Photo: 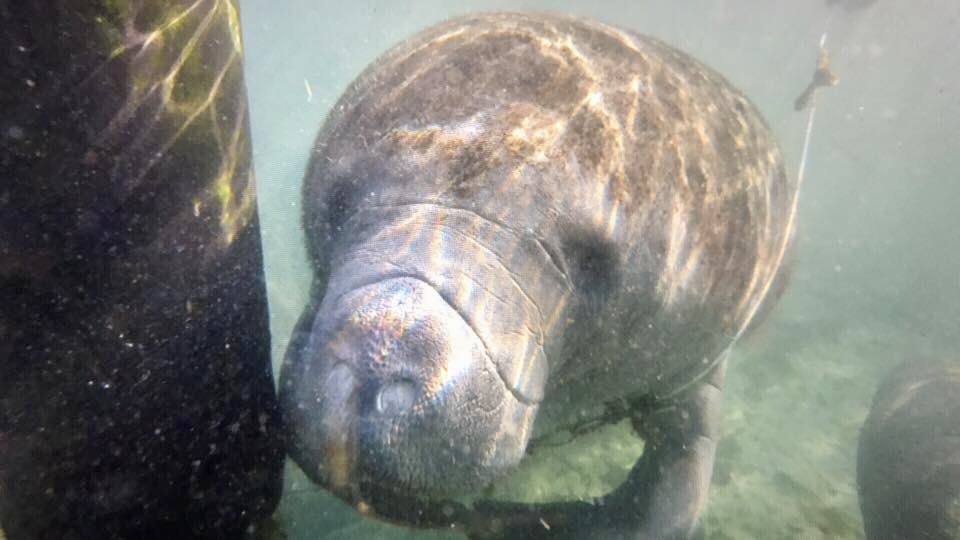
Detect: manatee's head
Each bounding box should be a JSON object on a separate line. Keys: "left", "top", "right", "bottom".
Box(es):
{"left": 279, "top": 257, "right": 546, "bottom": 502}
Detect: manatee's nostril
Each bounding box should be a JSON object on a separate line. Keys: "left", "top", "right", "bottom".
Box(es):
{"left": 376, "top": 379, "right": 416, "bottom": 415}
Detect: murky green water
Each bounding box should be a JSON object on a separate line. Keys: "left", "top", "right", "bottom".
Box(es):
{"left": 239, "top": 1, "right": 959, "bottom": 538}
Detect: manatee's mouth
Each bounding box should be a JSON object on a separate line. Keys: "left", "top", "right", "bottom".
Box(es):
{"left": 280, "top": 276, "right": 542, "bottom": 502}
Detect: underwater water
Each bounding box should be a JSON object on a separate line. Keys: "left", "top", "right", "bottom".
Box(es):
{"left": 238, "top": 1, "right": 960, "bottom": 538}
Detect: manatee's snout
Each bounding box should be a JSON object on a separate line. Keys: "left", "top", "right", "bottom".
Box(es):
{"left": 281, "top": 277, "right": 532, "bottom": 499}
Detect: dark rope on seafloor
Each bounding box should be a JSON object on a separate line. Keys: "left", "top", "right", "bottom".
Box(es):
{"left": 525, "top": 394, "right": 661, "bottom": 454}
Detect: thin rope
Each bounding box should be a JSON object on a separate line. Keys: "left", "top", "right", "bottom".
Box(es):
{"left": 735, "top": 32, "right": 828, "bottom": 342}
{"left": 797, "top": 32, "right": 828, "bottom": 186}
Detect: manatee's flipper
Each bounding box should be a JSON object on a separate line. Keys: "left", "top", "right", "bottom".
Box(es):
{"left": 447, "top": 360, "right": 727, "bottom": 540}
{"left": 0, "top": 2, "right": 282, "bottom": 538}
{"left": 625, "top": 358, "right": 726, "bottom": 539}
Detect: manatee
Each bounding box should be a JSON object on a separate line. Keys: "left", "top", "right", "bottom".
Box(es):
{"left": 0, "top": 1, "right": 282, "bottom": 538}
{"left": 858, "top": 360, "right": 960, "bottom": 540}
{"left": 280, "top": 12, "right": 795, "bottom": 537}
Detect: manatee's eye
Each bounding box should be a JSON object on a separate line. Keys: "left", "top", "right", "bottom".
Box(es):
{"left": 326, "top": 179, "right": 358, "bottom": 230}
{"left": 562, "top": 231, "right": 620, "bottom": 297}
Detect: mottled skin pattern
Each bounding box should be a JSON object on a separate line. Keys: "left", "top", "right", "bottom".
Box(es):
{"left": 280, "top": 12, "right": 794, "bottom": 538}
{"left": 858, "top": 360, "right": 960, "bottom": 540}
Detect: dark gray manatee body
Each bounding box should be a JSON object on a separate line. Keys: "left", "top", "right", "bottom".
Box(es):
{"left": 280, "top": 12, "right": 795, "bottom": 537}
{"left": 858, "top": 360, "right": 960, "bottom": 540}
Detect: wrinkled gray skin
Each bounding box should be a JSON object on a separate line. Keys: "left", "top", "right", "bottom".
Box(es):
{"left": 280, "top": 12, "right": 794, "bottom": 538}
{"left": 858, "top": 360, "right": 960, "bottom": 540}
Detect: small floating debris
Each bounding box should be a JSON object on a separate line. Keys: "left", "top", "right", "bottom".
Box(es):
{"left": 304, "top": 77, "right": 313, "bottom": 102}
